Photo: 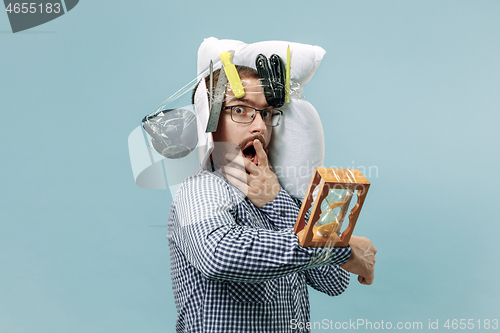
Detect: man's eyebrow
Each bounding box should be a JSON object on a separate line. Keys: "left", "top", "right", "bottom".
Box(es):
{"left": 226, "top": 96, "right": 269, "bottom": 109}
{"left": 225, "top": 97, "right": 251, "bottom": 105}
{"left": 234, "top": 97, "right": 250, "bottom": 103}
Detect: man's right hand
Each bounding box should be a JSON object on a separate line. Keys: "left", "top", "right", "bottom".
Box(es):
{"left": 340, "top": 235, "right": 377, "bottom": 285}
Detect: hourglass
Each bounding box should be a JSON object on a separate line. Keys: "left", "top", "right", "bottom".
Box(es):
{"left": 294, "top": 168, "right": 370, "bottom": 248}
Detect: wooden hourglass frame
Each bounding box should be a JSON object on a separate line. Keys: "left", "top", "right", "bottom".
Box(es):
{"left": 294, "top": 168, "right": 370, "bottom": 248}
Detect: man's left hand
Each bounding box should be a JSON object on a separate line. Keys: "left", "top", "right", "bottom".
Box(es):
{"left": 340, "top": 235, "right": 377, "bottom": 285}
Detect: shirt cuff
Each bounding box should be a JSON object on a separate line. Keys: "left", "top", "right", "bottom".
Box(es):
{"left": 307, "top": 245, "right": 352, "bottom": 267}
{"left": 260, "top": 188, "right": 287, "bottom": 211}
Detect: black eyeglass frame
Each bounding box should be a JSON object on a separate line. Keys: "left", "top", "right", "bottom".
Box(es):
{"left": 222, "top": 105, "right": 283, "bottom": 127}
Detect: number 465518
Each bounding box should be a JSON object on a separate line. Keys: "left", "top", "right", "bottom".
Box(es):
{"left": 6, "top": 3, "right": 61, "bottom": 14}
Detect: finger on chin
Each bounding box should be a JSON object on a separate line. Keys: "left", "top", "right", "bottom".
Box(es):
{"left": 221, "top": 166, "right": 247, "bottom": 184}
{"left": 223, "top": 160, "right": 246, "bottom": 172}
{"left": 224, "top": 173, "right": 249, "bottom": 196}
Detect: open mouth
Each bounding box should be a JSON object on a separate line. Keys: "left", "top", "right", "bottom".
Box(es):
{"left": 242, "top": 142, "right": 258, "bottom": 165}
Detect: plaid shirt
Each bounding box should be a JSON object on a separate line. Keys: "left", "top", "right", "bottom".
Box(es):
{"left": 167, "top": 169, "right": 351, "bottom": 333}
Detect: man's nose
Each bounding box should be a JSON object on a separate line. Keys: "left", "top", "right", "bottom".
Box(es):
{"left": 250, "top": 112, "right": 267, "bottom": 134}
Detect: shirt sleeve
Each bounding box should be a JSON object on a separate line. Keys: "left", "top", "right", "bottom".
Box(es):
{"left": 169, "top": 171, "right": 351, "bottom": 283}
{"left": 305, "top": 265, "right": 350, "bottom": 296}
{"left": 261, "top": 186, "right": 351, "bottom": 296}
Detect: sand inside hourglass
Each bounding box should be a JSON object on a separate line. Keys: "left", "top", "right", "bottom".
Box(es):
{"left": 313, "top": 187, "right": 354, "bottom": 239}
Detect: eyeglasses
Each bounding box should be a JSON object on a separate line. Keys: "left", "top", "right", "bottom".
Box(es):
{"left": 222, "top": 105, "right": 283, "bottom": 127}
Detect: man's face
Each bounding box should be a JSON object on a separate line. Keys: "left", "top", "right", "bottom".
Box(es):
{"left": 212, "top": 77, "right": 272, "bottom": 165}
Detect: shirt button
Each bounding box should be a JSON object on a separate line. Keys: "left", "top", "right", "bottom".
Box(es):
{"left": 281, "top": 211, "right": 286, "bottom": 217}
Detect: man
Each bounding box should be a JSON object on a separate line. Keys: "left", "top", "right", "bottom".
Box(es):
{"left": 167, "top": 65, "right": 376, "bottom": 332}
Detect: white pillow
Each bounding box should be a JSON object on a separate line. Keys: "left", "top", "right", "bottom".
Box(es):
{"left": 197, "top": 37, "right": 325, "bottom": 85}
{"left": 195, "top": 37, "right": 326, "bottom": 199}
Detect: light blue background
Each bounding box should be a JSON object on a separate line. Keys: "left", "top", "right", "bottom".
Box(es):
{"left": 1, "top": 1, "right": 499, "bottom": 332}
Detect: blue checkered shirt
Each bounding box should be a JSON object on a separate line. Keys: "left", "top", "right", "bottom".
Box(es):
{"left": 167, "top": 169, "right": 351, "bottom": 332}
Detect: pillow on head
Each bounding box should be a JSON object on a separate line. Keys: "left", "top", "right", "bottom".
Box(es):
{"left": 196, "top": 37, "right": 326, "bottom": 199}
{"left": 197, "top": 37, "right": 326, "bottom": 85}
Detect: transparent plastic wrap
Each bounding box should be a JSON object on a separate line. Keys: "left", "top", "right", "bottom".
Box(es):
{"left": 293, "top": 168, "right": 370, "bottom": 248}
{"left": 128, "top": 61, "right": 219, "bottom": 192}
{"left": 129, "top": 38, "right": 327, "bottom": 199}
{"left": 142, "top": 108, "right": 197, "bottom": 159}
{"left": 196, "top": 38, "right": 327, "bottom": 200}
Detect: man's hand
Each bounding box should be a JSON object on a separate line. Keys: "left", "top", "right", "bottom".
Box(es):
{"left": 222, "top": 139, "right": 281, "bottom": 208}
{"left": 340, "top": 235, "right": 377, "bottom": 285}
